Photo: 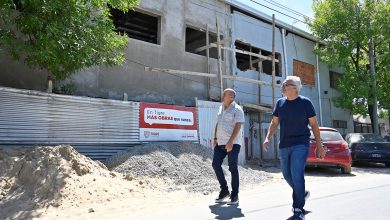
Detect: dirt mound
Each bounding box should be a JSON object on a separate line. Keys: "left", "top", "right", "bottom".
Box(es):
{"left": 106, "top": 142, "right": 273, "bottom": 193}
{"left": 0, "top": 145, "right": 141, "bottom": 220}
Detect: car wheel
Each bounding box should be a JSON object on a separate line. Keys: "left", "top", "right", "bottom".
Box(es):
{"left": 385, "top": 163, "right": 390, "bottom": 168}
{"left": 341, "top": 166, "right": 352, "bottom": 174}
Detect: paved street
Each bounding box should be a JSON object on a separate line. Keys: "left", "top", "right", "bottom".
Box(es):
{"left": 137, "top": 164, "right": 390, "bottom": 220}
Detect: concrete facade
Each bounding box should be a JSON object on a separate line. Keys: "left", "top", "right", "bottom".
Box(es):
{"left": 0, "top": 53, "right": 48, "bottom": 92}
{"left": 2, "top": 0, "right": 382, "bottom": 160}
{"left": 73, "top": 0, "right": 232, "bottom": 106}
{"left": 225, "top": 1, "right": 355, "bottom": 159}
{"left": 0, "top": 0, "right": 232, "bottom": 106}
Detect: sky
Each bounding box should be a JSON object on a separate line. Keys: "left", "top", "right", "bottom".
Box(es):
{"left": 237, "top": 0, "right": 315, "bottom": 33}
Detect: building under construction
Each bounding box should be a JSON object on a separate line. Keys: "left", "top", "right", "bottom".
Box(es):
{"left": 2, "top": 0, "right": 378, "bottom": 161}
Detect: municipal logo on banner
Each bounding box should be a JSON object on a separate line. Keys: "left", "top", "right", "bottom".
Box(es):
{"left": 139, "top": 103, "right": 198, "bottom": 141}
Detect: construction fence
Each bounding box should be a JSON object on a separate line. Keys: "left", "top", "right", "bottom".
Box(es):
{"left": 1, "top": 87, "right": 251, "bottom": 163}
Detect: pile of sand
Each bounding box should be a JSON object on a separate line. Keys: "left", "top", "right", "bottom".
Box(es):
{"left": 0, "top": 143, "right": 274, "bottom": 219}
{"left": 0, "top": 145, "right": 148, "bottom": 219}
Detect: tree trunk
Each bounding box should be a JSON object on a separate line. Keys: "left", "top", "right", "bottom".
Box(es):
{"left": 47, "top": 74, "right": 53, "bottom": 93}
{"left": 368, "top": 104, "right": 375, "bottom": 133}
{"left": 368, "top": 27, "right": 379, "bottom": 135}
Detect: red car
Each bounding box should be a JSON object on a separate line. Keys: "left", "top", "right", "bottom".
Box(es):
{"left": 307, "top": 127, "right": 352, "bottom": 174}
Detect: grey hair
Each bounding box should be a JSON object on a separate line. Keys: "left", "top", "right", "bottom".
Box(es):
{"left": 223, "top": 88, "right": 236, "bottom": 97}
{"left": 282, "top": 76, "right": 302, "bottom": 92}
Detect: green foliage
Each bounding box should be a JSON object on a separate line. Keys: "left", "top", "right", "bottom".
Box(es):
{"left": 0, "top": 0, "right": 140, "bottom": 79}
{"left": 309, "top": 0, "right": 390, "bottom": 115}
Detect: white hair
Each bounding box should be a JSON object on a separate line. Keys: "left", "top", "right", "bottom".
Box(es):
{"left": 223, "top": 88, "right": 236, "bottom": 97}
{"left": 282, "top": 76, "right": 302, "bottom": 92}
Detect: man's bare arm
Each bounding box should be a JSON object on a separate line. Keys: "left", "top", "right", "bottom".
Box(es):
{"left": 213, "top": 124, "right": 218, "bottom": 147}
{"left": 266, "top": 116, "right": 279, "bottom": 139}
{"left": 309, "top": 116, "right": 326, "bottom": 159}
{"left": 263, "top": 116, "right": 279, "bottom": 151}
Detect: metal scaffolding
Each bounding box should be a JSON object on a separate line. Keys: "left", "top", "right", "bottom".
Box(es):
{"left": 144, "top": 17, "right": 280, "bottom": 111}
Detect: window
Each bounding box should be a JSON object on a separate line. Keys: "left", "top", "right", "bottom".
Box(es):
{"left": 333, "top": 120, "right": 347, "bottom": 129}
{"left": 185, "top": 27, "right": 222, "bottom": 59}
{"left": 353, "top": 122, "right": 383, "bottom": 134}
{"left": 349, "top": 133, "right": 385, "bottom": 142}
{"left": 329, "top": 71, "right": 341, "bottom": 89}
{"left": 261, "top": 50, "right": 281, "bottom": 76}
{"left": 310, "top": 130, "right": 344, "bottom": 141}
{"left": 235, "top": 42, "right": 259, "bottom": 71}
{"left": 354, "top": 122, "right": 372, "bottom": 133}
{"left": 235, "top": 41, "right": 282, "bottom": 76}
{"left": 110, "top": 8, "right": 160, "bottom": 44}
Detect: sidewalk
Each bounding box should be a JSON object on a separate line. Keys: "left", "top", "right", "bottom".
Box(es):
{"left": 136, "top": 173, "right": 390, "bottom": 220}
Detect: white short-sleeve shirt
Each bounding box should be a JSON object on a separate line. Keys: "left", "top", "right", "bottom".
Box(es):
{"left": 216, "top": 101, "right": 245, "bottom": 145}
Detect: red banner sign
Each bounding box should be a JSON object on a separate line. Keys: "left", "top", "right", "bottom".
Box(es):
{"left": 139, "top": 103, "right": 198, "bottom": 141}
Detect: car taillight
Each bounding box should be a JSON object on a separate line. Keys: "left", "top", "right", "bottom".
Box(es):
{"left": 332, "top": 142, "right": 348, "bottom": 152}
{"left": 341, "top": 142, "right": 348, "bottom": 151}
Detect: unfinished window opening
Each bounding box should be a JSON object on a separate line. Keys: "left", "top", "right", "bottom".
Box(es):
{"left": 261, "top": 50, "right": 281, "bottom": 76}
{"left": 185, "top": 27, "right": 223, "bottom": 59}
{"left": 329, "top": 71, "right": 341, "bottom": 89}
{"left": 235, "top": 41, "right": 281, "bottom": 76}
{"left": 235, "top": 41, "right": 259, "bottom": 71}
{"left": 110, "top": 8, "right": 160, "bottom": 44}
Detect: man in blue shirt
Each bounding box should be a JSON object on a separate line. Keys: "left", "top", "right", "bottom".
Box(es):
{"left": 263, "top": 76, "right": 326, "bottom": 220}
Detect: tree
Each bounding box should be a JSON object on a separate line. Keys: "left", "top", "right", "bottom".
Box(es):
{"left": 0, "top": 0, "right": 139, "bottom": 81}
{"left": 309, "top": 0, "right": 390, "bottom": 133}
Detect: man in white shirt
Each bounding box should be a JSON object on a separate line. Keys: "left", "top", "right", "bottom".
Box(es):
{"left": 212, "top": 88, "right": 245, "bottom": 205}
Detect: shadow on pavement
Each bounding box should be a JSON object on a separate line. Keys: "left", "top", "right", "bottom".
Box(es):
{"left": 305, "top": 167, "right": 357, "bottom": 177}
{"left": 209, "top": 203, "right": 245, "bottom": 220}
{"left": 305, "top": 161, "right": 390, "bottom": 177}
{"left": 351, "top": 162, "right": 390, "bottom": 175}
{"left": 285, "top": 210, "right": 312, "bottom": 220}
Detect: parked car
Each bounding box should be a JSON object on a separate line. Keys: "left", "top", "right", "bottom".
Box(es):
{"left": 346, "top": 133, "right": 390, "bottom": 167}
{"left": 307, "top": 127, "right": 352, "bottom": 174}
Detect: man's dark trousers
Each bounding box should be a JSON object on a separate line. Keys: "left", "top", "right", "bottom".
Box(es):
{"left": 212, "top": 144, "right": 241, "bottom": 196}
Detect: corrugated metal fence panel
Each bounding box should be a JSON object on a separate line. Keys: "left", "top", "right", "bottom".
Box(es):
{"left": 197, "top": 100, "right": 246, "bottom": 165}
{"left": 197, "top": 100, "right": 220, "bottom": 149}
{"left": 0, "top": 87, "right": 140, "bottom": 161}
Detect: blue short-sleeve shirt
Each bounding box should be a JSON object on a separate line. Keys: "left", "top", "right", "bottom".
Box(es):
{"left": 273, "top": 95, "right": 316, "bottom": 148}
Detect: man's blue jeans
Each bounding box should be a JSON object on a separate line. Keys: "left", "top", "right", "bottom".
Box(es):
{"left": 279, "top": 144, "right": 309, "bottom": 210}
{"left": 212, "top": 144, "right": 241, "bottom": 196}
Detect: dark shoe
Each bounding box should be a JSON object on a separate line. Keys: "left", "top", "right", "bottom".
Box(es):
{"left": 227, "top": 194, "right": 239, "bottom": 205}
{"left": 215, "top": 190, "right": 230, "bottom": 203}
{"left": 305, "top": 190, "right": 310, "bottom": 201}
{"left": 291, "top": 208, "right": 306, "bottom": 220}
